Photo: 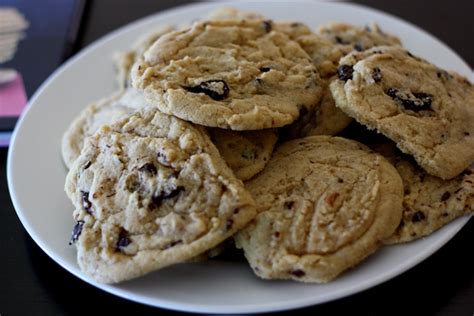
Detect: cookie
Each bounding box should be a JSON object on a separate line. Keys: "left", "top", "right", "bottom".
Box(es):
{"left": 370, "top": 142, "right": 474, "bottom": 244}
{"left": 235, "top": 136, "right": 403, "bottom": 283}
{"left": 131, "top": 19, "right": 323, "bottom": 130}
{"left": 113, "top": 25, "right": 175, "bottom": 88}
{"left": 65, "top": 108, "right": 256, "bottom": 283}
{"left": 330, "top": 46, "right": 474, "bottom": 179}
{"left": 208, "top": 7, "right": 312, "bottom": 40}
{"left": 61, "top": 89, "right": 148, "bottom": 168}
{"left": 208, "top": 128, "right": 278, "bottom": 181}
{"left": 296, "top": 23, "right": 401, "bottom": 79}
{"left": 283, "top": 77, "right": 353, "bottom": 138}
{"left": 318, "top": 22, "right": 401, "bottom": 57}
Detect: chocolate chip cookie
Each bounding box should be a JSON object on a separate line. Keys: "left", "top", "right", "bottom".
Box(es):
{"left": 114, "top": 25, "right": 175, "bottom": 88}
{"left": 371, "top": 142, "right": 474, "bottom": 244}
{"left": 65, "top": 108, "right": 256, "bottom": 283}
{"left": 235, "top": 136, "right": 403, "bottom": 283}
{"left": 330, "top": 46, "right": 474, "bottom": 179}
{"left": 131, "top": 19, "right": 323, "bottom": 130}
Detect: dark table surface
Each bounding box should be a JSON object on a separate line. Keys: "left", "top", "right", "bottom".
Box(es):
{"left": 2, "top": 1, "right": 473, "bottom": 315}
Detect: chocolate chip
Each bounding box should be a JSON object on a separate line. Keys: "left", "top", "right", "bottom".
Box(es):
{"left": 116, "top": 227, "right": 131, "bottom": 251}
{"left": 335, "top": 36, "right": 344, "bottom": 44}
{"left": 441, "top": 191, "right": 451, "bottom": 202}
{"left": 69, "top": 220, "right": 84, "bottom": 245}
{"left": 184, "top": 80, "right": 229, "bottom": 101}
{"left": 284, "top": 201, "right": 294, "bottom": 210}
{"left": 464, "top": 132, "right": 470, "bottom": 136}
{"left": 80, "top": 191, "right": 92, "bottom": 213}
{"left": 260, "top": 67, "right": 271, "bottom": 72}
{"left": 337, "top": 65, "right": 354, "bottom": 81}
{"left": 233, "top": 208, "right": 240, "bottom": 214}
{"left": 372, "top": 67, "right": 382, "bottom": 82}
{"left": 437, "top": 70, "right": 453, "bottom": 81}
{"left": 226, "top": 219, "right": 234, "bottom": 230}
{"left": 157, "top": 152, "right": 171, "bottom": 167}
{"left": 386, "top": 88, "right": 433, "bottom": 112}
{"left": 263, "top": 20, "right": 272, "bottom": 32}
{"left": 152, "top": 185, "right": 184, "bottom": 207}
{"left": 83, "top": 161, "right": 92, "bottom": 170}
{"left": 138, "top": 162, "right": 157, "bottom": 175}
{"left": 164, "top": 240, "right": 182, "bottom": 249}
{"left": 291, "top": 269, "right": 305, "bottom": 277}
{"left": 273, "top": 232, "right": 280, "bottom": 238}
{"left": 354, "top": 43, "right": 363, "bottom": 51}
{"left": 411, "top": 211, "right": 426, "bottom": 222}
{"left": 337, "top": 178, "right": 344, "bottom": 183}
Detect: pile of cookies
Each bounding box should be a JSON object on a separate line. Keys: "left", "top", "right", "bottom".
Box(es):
{"left": 62, "top": 8, "right": 474, "bottom": 284}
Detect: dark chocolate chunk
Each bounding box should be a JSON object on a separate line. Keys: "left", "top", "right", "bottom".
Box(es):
{"left": 69, "top": 220, "right": 84, "bottom": 245}
{"left": 164, "top": 240, "right": 182, "bottom": 249}
{"left": 263, "top": 20, "right": 272, "bottom": 32}
{"left": 116, "top": 227, "right": 131, "bottom": 251}
{"left": 372, "top": 67, "right": 382, "bottom": 83}
{"left": 335, "top": 36, "right": 344, "bottom": 44}
{"left": 83, "top": 161, "right": 92, "bottom": 170}
{"left": 226, "top": 219, "right": 234, "bottom": 230}
{"left": 184, "top": 80, "right": 229, "bottom": 101}
{"left": 284, "top": 201, "right": 294, "bottom": 210}
{"left": 80, "top": 191, "right": 92, "bottom": 213}
{"left": 354, "top": 43, "right": 363, "bottom": 51}
{"left": 386, "top": 88, "right": 433, "bottom": 112}
{"left": 291, "top": 269, "right": 306, "bottom": 277}
{"left": 152, "top": 185, "right": 184, "bottom": 207}
{"left": 337, "top": 65, "right": 354, "bottom": 81}
{"left": 411, "top": 211, "right": 426, "bottom": 223}
{"left": 138, "top": 162, "right": 157, "bottom": 175}
{"left": 441, "top": 191, "right": 451, "bottom": 202}
{"left": 260, "top": 67, "right": 271, "bottom": 73}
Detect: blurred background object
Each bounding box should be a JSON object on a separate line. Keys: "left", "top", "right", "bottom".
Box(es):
{"left": 0, "top": 1, "right": 85, "bottom": 146}
{"left": 0, "top": 7, "right": 29, "bottom": 63}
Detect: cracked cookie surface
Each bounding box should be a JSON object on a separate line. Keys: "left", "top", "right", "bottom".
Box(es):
{"left": 61, "top": 89, "right": 149, "bottom": 168}
{"left": 330, "top": 46, "right": 474, "bottom": 179}
{"left": 131, "top": 19, "right": 323, "bottom": 130}
{"left": 65, "top": 108, "right": 256, "bottom": 283}
{"left": 235, "top": 136, "right": 403, "bottom": 283}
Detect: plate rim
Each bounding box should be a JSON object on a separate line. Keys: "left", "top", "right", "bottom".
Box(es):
{"left": 7, "top": 1, "right": 473, "bottom": 313}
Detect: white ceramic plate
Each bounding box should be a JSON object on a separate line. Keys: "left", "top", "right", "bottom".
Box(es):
{"left": 7, "top": 1, "right": 473, "bottom": 313}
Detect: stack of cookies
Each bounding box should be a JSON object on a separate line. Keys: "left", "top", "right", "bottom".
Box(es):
{"left": 62, "top": 8, "right": 474, "bottom": 284}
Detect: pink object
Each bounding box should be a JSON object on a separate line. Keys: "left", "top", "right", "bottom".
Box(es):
{"left": 0, "top": 73, "right": 27, "bottom": 116}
